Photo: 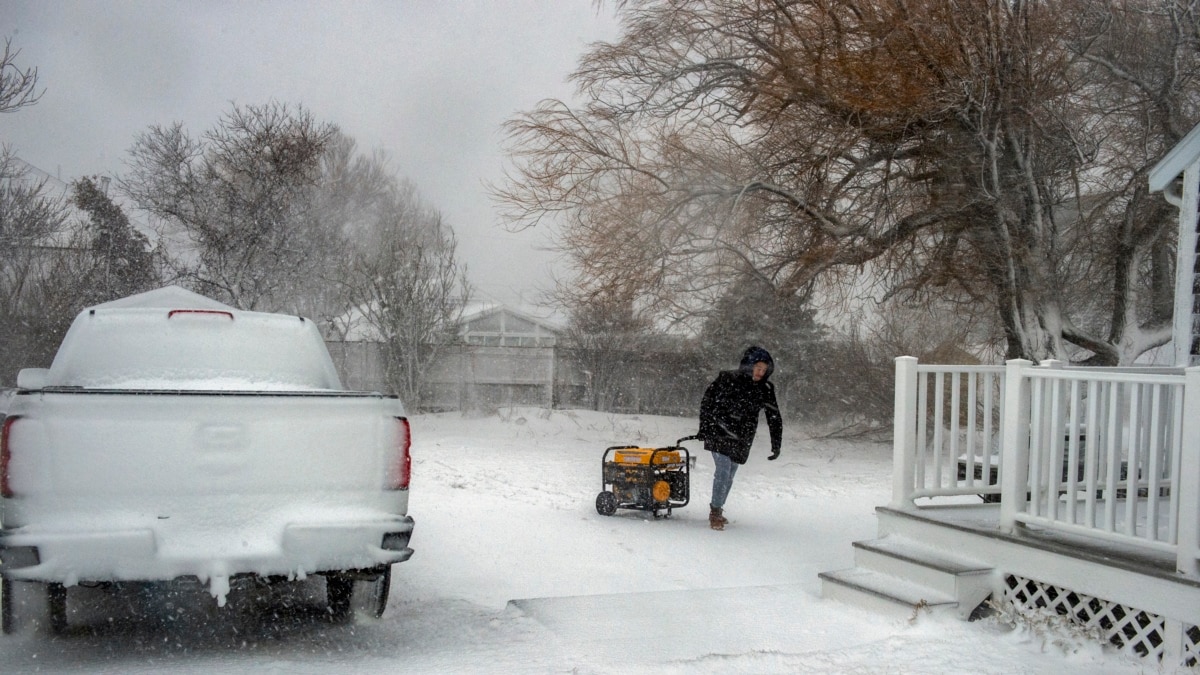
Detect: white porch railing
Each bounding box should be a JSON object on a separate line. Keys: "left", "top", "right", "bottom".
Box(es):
{"left": 891, "top": 356, "right": 1200, "bottom": 578}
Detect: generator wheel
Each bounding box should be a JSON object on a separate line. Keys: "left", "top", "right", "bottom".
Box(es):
{"left": 596, "top": 491, "right": 617, "bottom": 516}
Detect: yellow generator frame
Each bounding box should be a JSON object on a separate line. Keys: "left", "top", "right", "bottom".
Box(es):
{"left": 595, "top": 435, "right": 696, "bottom": 518}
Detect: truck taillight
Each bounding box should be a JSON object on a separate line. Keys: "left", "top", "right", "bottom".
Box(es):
{"left": 1, "top": 415, "right": 20, "bottom": 498}
{"left": 389, "top": 416, "right": 411, "bottom": 490}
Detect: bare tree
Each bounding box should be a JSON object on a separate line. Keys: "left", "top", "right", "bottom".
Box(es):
{"left": 123, "top": 105, "right": 469, "bottom": 403}
{"left": 1056, "top": 0, "right": 1200, "bottom": 363}
{"left": 337, "top": 180, "right": 469, "bottom": 407}
{"left": 0, "top": 150, "right": 64, "bottom": 249}
{"left": 560, "top": 286, "right": 654, "bottom": 411}
{"left": 498, "top": 0, "right": 1200, "bottom": 364}
{"left": 0, "top": 37, "right": 42, "bottom": 113}
{"left": 288, "top": 131, "right": 398, "bottom": 328}
{"left": 0, "top": 150, "right": 73, "bottom": 380}
{"left": 122, "top": 101, "right": 335, "bottom": 310}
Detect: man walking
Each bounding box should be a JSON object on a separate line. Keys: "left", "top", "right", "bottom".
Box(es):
{"left": 697, "top": 346, "right": 783, "bottom": 530}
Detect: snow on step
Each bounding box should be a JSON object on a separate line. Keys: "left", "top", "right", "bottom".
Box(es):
{"left": 853, "top": 536, "right": 992, "bottom": 600}
{"left": 820, "top": 535, "right": 996, "bottom": 621}
{"left": 855, "top": 535, "right": 991, "bottom": 576}
{"left": 819, "top": 567, "right": 957, "bottom": 619}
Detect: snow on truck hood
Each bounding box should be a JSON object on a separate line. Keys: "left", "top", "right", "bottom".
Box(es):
{"left": 44, "top": 302, "right": 344, "bottom": 391}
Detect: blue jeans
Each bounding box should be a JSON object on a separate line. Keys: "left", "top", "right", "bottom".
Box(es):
{"left": 710, "top": 451, "right": 739, "bottom": 509}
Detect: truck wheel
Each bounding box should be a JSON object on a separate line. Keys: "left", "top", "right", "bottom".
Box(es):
{"left": 1, "top": 578, "right": 13, "bottom": 635}
{"left": 326, "top": 574, "right": 353, "bottom": 623}
{"left": 47, "top": 583, "right": 67, "bottom": 634}
{"left": 596, "top": 491, "right": 617, "bottom": 516}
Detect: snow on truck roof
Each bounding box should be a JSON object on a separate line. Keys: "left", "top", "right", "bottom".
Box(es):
{"left": 46, "top": 288, "right": 342, "bottom": 391}
{"left": 88, "top": 285, "right": 236, "bottom": 311}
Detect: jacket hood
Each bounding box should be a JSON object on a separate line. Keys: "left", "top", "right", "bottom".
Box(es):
{"left": 739, "top": 345, "right": 774, "bottom": 380}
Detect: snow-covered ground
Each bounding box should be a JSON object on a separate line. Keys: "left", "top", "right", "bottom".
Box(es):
{"left": 0, "top": 408, "right": 1155, "bottom": 673}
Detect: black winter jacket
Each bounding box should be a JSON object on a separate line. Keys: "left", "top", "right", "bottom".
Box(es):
{"left": 698, "top": 346, "right": 783, "bottom": 465}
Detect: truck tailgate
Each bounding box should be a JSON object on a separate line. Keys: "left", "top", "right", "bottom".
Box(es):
{"left": 0, "top": 390, "right": 411, "bottom": 588}
{"left": 8, "top": 390, "right": 402, "bottom": 498}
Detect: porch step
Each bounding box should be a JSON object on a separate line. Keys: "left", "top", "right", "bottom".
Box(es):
{"left": 819, "top": 568, "right": 956, "bottom": 619}
{"left": 820, "top": 535, "right": 995, "bottom": 620}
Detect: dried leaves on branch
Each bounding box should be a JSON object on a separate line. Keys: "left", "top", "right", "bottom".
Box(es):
{"left": 498, "top": 0, "right": 1200, "bottom": 365}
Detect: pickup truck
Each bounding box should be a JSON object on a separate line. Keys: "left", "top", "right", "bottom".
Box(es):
{"left": 0, "top": 287, "right": 414, "bottom": 633}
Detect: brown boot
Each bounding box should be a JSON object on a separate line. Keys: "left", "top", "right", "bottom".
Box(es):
{"left": 709, "top": 507, "right": 727, "bottom": 530}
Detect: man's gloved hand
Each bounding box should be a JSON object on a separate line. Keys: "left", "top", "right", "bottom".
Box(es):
{"left": 768, "top": 448, "right": 780, "bottom": 461}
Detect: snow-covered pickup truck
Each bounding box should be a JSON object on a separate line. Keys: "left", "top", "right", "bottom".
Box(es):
{"left": 0, "top": 288, "right": 413, "bottom": 633}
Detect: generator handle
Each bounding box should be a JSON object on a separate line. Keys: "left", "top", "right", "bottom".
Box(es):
{"left": 676, "top": 435, "right": 700, "bottom": 468}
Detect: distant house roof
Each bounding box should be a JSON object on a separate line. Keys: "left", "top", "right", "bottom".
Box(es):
{"left": 458, "top": 303, "right": 561, "bottom": 348}
{"left": 1149, "top": 123, "right": 1200, "bottom": 192}
{"left": 10, "top": 157, "right": 70, "bottom": 191}
{"left": 459, "top": 302, "right": 564, "bottom": 333}
{"left": 334, "top": 301, "right": 564, "bottom": 344}
{"left": 9, "top": 157, "right": 158, "bottom": 241}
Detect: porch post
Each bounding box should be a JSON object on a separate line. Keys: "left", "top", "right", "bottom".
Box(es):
{"left": 1172, "top": 164, "right": 1200, "bottom": 367}
{"left": 1000, "top": 359, "right": 1033, "bottom": 533}
{"left": 891, "top": 356, "right": 919, "bottom": 510}
{"left": 1176, "top": 366, "right": 1200, "bottom": 577}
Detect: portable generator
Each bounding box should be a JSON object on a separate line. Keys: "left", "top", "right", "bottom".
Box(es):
{"left": 595, "top": 435, "right": 697, "bottom": 518}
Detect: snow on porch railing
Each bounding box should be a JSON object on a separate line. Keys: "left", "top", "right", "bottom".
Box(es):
{"left": 892, "top": 356, "right": 1200, "bottom": 578}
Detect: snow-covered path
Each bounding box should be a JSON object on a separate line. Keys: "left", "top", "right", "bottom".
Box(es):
{"left": 0, "top": 409, "right": 1151, "bottom": 673}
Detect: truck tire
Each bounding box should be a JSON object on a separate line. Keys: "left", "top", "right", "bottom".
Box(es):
{"left": 1, "top": 579, "right": 51, "bottom": 635}
{"left": 1, "top": 578, "right": 12, "bottom": 635}
{"left": 326, "top": 573, "right": 354, "bottom": 622}
{"left": 47, "top": 583, "right": 67, "bottom": 634}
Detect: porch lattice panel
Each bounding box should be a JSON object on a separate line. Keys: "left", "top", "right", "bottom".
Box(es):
{"left": 1002, "top": 574, "right": 1181, "bottom": 663}
{"left": 1187, "top": 626, "right": 1200, "bottom": 667}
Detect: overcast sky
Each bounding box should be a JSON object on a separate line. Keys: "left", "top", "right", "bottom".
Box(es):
{"left": 0, "top": 1, "right": 620, "bottom": 307}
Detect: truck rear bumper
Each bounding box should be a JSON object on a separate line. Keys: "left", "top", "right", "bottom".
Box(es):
{"left": 0, "top": 528, "right": 155, "bottom": 578}
{"left": 0, "top": 515, "right": 415, "bottom": 584}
